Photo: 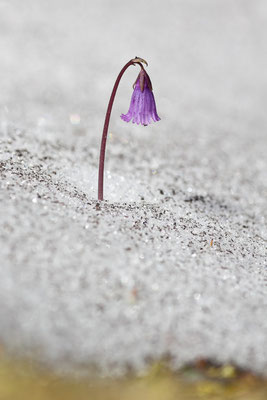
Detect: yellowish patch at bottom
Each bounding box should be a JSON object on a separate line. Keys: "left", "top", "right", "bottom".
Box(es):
{"left": 0, "top": 356, "right": 267, "bottom": 400}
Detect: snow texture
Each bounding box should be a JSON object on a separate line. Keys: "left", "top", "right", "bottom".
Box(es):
{"left": 0, "top": 0, "right": 267, "bottom": 376}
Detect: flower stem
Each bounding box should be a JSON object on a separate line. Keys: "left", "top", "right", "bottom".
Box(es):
{"left": 98, "top": 59, "right": 139, "bottom": 201}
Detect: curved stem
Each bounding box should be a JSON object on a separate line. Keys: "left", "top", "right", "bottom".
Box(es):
{"left": 98, "top": 60, "right": 136, "bottom": 201}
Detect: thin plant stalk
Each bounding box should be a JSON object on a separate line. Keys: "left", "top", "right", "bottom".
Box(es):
{"left": 98, "top": 58, "right": 147, "bottom": 201}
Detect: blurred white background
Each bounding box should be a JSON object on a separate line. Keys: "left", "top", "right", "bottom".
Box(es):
{"left": 1, "top": 0, "right": 266, "bottom": 144}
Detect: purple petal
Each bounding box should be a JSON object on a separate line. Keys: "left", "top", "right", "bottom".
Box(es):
{"left": 121, "top": 74, "right": 160, "bottom": 126}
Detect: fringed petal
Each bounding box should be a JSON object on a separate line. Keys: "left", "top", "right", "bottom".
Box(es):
{"left": 121, "top": 72, "right": 160, "bottom": 126}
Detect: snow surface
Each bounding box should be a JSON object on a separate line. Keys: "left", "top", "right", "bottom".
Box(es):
{"left": 0, "top": 0, "right": 267, "bottom": 376}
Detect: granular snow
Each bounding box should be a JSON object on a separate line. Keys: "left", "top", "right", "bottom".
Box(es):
{"left": 0, "top": 0, "right": 266, "bottom": 377}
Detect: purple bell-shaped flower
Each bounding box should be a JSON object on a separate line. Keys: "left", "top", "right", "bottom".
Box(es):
{"left": 121, "top": 68, "right": 160, "bottom": 126}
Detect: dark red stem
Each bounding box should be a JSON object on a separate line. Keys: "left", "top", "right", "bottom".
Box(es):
{"left": 98, "top": 60, "right": 137, "bottom": 201}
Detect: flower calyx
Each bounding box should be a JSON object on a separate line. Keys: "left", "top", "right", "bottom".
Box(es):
{"left": 133, "top": 69, "right": 153, "bottom": 92}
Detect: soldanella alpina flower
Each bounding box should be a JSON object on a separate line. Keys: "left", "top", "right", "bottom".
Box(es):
{"left": 98, "top": 57, "right": 160, "bottom": 201}
{"left": 121, "top": 68, "right": 160, "bottom": 126}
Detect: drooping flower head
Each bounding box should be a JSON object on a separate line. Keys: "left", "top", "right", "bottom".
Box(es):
{"left": 121, "top": 68, "right": 160, "bottom": 126}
